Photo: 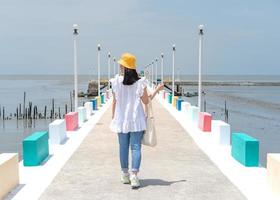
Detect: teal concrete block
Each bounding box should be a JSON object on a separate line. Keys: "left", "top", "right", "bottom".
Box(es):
{"left": 168, "top": 93, "right": 172, "bottom": 104}
{"left": 101, "top": 93, "right": 105, "bottom": 104}
{"left": 23, "top": 131, "right": 49, "bottom": 166}
{"left": 231, "top": 132, "right": 259, "bottom": 167}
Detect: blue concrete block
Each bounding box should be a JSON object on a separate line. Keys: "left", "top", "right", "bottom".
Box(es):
{"left": 22, "top": 131, "right": 49, "bottom": 166}
{"left": 90, "top": 98, "right": 97, "bottom": 110}
{"left": 176, "top": 99, "right": 183, "bottom": 111}
{"left": 231, "top": 132, "right": 259, "bottom": 167}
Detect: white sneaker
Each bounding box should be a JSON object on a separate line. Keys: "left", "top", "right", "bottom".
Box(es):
{"left": 121, "top": 173, "right": 130, "bottom": 184}
{"left": 130, "top": 174, "right": 140, "bottom": 189}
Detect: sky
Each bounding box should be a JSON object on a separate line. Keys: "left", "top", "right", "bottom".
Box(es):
{"left": 0, "top": 0, "right": 279, "bottom": 75}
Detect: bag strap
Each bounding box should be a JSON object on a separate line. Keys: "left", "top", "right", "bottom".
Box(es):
{"left": 148, "top": 98, "right": 154, "bottom": 118}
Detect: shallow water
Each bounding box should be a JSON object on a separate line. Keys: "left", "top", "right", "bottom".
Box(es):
{"left": 181, "top": 85, "right": 280, "bottom": 167}
{"left": 0, "top": 75, "right": 280, "bottom": 166}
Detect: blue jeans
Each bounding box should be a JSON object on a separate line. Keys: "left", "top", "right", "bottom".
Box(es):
{"left": 118, "top": 131, "right": 144, "bottom": 173}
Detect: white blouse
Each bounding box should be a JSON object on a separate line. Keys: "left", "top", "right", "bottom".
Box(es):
{"left": 110, "top": 74, "right": 148, "bottom": 133}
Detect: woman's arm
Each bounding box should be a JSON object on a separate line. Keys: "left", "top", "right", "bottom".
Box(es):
{"left": 140, "top": 87, "right": 149, "bottom": 105}
{"left": 112, "top": 92, "right": 116, "bottom": 119}
{"left": 149, "top": 83, "right": 164, "bottom": 100}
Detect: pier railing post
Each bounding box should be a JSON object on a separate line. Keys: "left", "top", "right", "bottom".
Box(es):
{"left": 172, "top": 44, "right": 176, "bottom": 97}
{"left": 73, "top": 24, "right": 79, "bottom": 112}
{"left": 198, "top": 25, "right": 204, "bottom": 112}
{"left": 155, "top": 58, "right": 158, "bottom": 85}
{"left": 97, "top": 44, "right": 101, "bottom": 96}
{"left": 113, "top": 57, "right": 116, "bottom": 76}
{"left": 108, "top": 52, "right": 111, "bottom": 89}
{"left": 161, "top": 53, "right": 164, "bottom": 84}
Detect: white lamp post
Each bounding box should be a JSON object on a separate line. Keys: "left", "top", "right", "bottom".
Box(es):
{"left": 107, "top": 52, "right": 111, "bottom": 89}
{"left": 113, "top": 57, "right": 116, "bottom": 76}
{"left": 97, "top": 44, "right": 101, "bottom": 96}
{"left": 155, "top": 58, "right": 158, "bottom": 85}
{"left": 73, "top": 24, "right": 79, "bottom": 112}
{"left": 172, "top": 44, "right": 176, "bottom": 97}
{"left": 161, "top": 53, "right": 164, "bottom": 84}
{"left": 151, "top": 61, "right": 154, "bottom": 87}
{"left": 198, "top": 24, "right": 204, "bottom": 112}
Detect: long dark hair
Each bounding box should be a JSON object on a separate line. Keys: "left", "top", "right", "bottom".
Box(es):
{"left": 123, "top": 67, "right": 140, "bottom": 85}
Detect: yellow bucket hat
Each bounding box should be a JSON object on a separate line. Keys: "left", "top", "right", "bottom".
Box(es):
{"left": 118, "top": 53, "right": 136, "bottom": 70}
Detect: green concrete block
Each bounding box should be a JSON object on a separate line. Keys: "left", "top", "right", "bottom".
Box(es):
{"left": 231, "top": 132, "right": 259, "bottom": 167}
{"left": 23, "top": 131, "right": 49, "bottom": 166}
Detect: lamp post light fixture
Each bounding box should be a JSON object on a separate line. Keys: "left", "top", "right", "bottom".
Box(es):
{"left": 172, "top": 44, "right": 176, "bottom": 97}
{"left": 97, "top": 44, "right": 101, "bottom": 96}
{"left": 107, "top": 52, "right": 111, "bottom": 89}
{"left": 198, "top": 24, "right": 204, "bottom": 112}
{"left": 161, "top": 53, "right": 164, "bottom": 84}
{"left": 72, "top": 24, "right": 79, "bottom": 112}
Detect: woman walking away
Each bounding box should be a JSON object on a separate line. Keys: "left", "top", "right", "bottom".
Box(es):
{"left": 110, "top": 53, "right": 163, "bottom": 189}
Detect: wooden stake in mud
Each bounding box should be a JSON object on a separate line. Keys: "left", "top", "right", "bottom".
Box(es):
{"left": 23, "top": 91, "right": 26, "bottom": 119}
{"left": 70, "top": 91, "right": 73, "bottom": 112}
{"left": 44, "top": 106, "right": 47, "bottom": 119}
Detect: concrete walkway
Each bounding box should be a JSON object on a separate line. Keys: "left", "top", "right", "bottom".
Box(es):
{"left": 40, "top": 101, "right": 246, "bottom": 200}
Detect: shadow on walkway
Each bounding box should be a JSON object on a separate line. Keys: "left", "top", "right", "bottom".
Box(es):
{"left": 140, "top": 179, "right": 186, "bottom": 188}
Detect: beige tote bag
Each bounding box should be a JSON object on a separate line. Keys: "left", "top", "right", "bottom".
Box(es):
{"left": 142, "top": 99, "right": 157, "bottom": 147}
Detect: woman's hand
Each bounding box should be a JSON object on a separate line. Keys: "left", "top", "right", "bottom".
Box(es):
{"left": 155, "top": 83, "right": 164, "bottom": 92}
{"left": 149, "top": 83, "right": 165, "bottom": 100}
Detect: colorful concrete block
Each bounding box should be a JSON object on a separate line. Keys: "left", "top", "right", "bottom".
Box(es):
{"left": 84, "top": 102, "right": 93, "bottom": 119}
{"left": 0, "top": 153, "right": 19, "bottom": 199}
{"left": 267, "top": 153, "right": 280, "bottom": 197}
{"left": 163, "top": 91, "right": 167, "bottom": 99}
{"left": 105, "top": 90, "right": 109, "bottom": 100}
{"left": 181, "top": 102, "right": 191, "bottom": 114}
{"left": 231, "top": 133, "right": 259, "bottom": 167}
{"left": 172, "top": 96, "right": 178, "bottom": 107}
{"left": 188, "top": 106, "right": 199, "bottom": 124}
{"left": 211, "top": 120, "right": 231, "bottom": 145}
{"left": 97, "top": 96, "right": 101, "bottom": 108}
{"left": 101, "top": 93, "right": 105, "bottom": 104}
{"left": 65, "top": 112, "right": 79, "bottom": 131}
{"left": 49, "top": 119, "right": 67, "bottom": 145}
{"left": 176, "top": 99, "right": 183, "bottom": 111}
{"left": 198, "top": 112, "right": 212, "bottom": 132}
{"left": 168, "top": 93, "right": 172, "bottom": 104}
{"left": 23, "top": 131, "right": 49, "bottom": 166}
{"left": 78, "top": 107, "right": 87, "bottom": 125}
{"left": 90, "top": 98, "right": 98, "bottom": 110}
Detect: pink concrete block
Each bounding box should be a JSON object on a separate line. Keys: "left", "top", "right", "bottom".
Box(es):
{"left": 65, "top": 112, "right": 78, "bottom": 131}
{"left": 198, "top": 112, "right": 212, "bottom": 132}
{"left": 105, "top": 90, "right": 109, "bottom": 100}
{"left": 163, "top": 91, "right": 167, "bottom": 99}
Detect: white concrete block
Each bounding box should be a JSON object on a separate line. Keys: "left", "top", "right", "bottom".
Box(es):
{"left": 188, "top": 106, "right": 199, "bottom": 124}
{"left": 78, "top": 106, "right": 87, "bottom": 125}
{"left": 181, "top": 102, "right": 191, "bottom": 114}
{"left": 267, "top": 153, "right": 280, "bottom": 197}
{"left": 84, "top": 102, "right": 92, "bottom": 119}
{"left": 49, "top": 119, "right": 67, "bottom": 145}
{"left": 212, "top": 120, "right": 231, "bottom": 145}
{"left": 0, "top": 153, "right": 19, "bottom": 199}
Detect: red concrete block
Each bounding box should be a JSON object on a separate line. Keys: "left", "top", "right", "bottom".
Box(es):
{"left": 65, "top": 112, "right": 78, "bottom": 131}
{"left": 198, "top": 112, "right": 212, "bottom": 132}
